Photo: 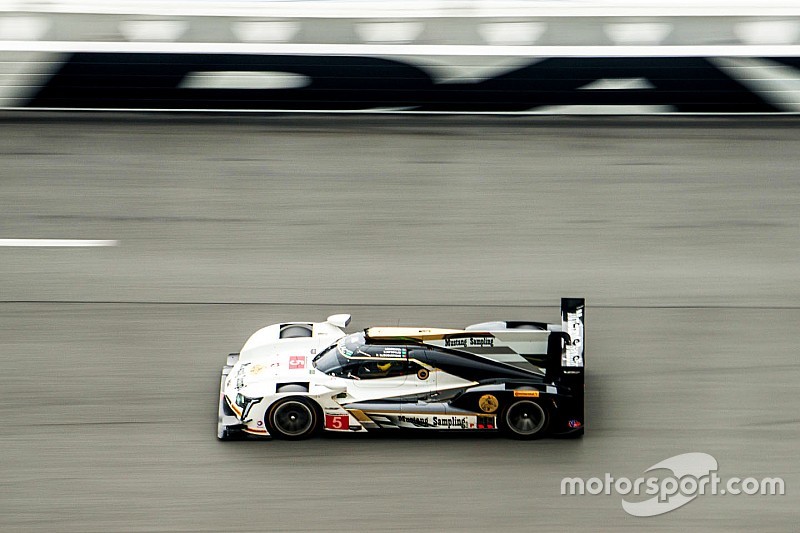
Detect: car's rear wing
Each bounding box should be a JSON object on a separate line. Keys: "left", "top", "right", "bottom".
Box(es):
{"left": 560, "top": 298, "right": 585, "bottom": 372}
{"left": 557, "top": 298, "right": 585, "bottom": 430}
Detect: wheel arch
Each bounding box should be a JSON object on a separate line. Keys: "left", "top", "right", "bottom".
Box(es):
{"left": 264, "top": 394, "right": 324, "bottom": 439}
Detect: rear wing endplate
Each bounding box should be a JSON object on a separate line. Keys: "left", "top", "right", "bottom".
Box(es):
{"left": 561, "top": 298, "right": 585, "bottom": 369}
{"left": 558, "top": 298, "right": 585, "bottom": 433}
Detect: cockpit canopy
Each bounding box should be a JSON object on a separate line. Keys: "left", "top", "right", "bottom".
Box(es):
{"left": 312, "top": 332, "right": 413, "bottom": 379}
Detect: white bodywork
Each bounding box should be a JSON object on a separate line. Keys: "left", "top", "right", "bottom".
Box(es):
{"left": 219, "top": 314, "right": 476, "bottom": 438}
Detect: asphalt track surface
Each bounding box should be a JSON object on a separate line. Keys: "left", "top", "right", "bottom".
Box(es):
{"left": 1, "top": 114, "right": 798, "bottom": 532}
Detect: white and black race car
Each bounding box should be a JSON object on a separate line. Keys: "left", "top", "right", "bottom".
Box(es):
{"left": 217, "top": 299, "right": 585, "bottom": 440}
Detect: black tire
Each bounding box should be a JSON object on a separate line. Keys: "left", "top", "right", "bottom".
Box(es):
{"left": 501, "top": 399, "right": 549, "bottom": 440}
{"left": 266, "top": 397, "right": 320, "bottom": 440}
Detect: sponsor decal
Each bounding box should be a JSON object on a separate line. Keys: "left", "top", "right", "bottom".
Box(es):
{"left": 416, "top": 368, "right": 430, "bottom": 380}
{"left": 394, "top": 414, "right": 474, "bottom": 430}
{"left": 478, "top": 394, "right": 499, "bottom": 413}
{"left": 444, "top": 338, "right": 468, "bottom": 348}
{"left": 568, "top": 419, "right": 582, "bottom": 429}
{"left": 289, "top": 355, "right": 306, "bottom": 370}
{"left": 444, "top": 336, "right": 495, "bottom": 348}
{"left": 325, "top": 414, "right": 349, "bottom": 430}
{"left": 513, "top": 390, "right": 540, "bottom": 398}
{"left": 249, "top": 364, "right": 264, "bottom": 375}
{"left": 564, "top": 307, "right": 584, "bottom": 368}
{"left": 469, "top": 337, "right": 494, "bottom": 347}
{"left": 381, "top": 347, "right": 407, "bottom": 358}
{"left": 235, "top": 363, "right": 249, "bottom": 388}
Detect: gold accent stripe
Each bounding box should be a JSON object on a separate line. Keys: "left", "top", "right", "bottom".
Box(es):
{"left": 366, "top": 327, "right": 465, "bottom": 341}
{"left": 347, "top": 409, "right": 373, "bottom": 423}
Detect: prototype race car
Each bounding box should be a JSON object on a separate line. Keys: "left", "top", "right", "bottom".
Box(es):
{"left": 217, "top": 299, "right": 584, "bottom": 440}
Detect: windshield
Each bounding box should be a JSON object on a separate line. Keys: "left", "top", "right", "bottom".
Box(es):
{"left": 313, "top": 331, "right": 365, "bottom": 374}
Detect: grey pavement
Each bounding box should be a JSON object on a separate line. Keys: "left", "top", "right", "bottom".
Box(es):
{"left": 0, "top": 114, "right": 797, "bottom": 531}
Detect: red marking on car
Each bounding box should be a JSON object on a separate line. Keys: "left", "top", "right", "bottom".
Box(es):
{"left": 478, "top": 424, "right": 484, "bottom": 429}
{"left": 289, "top": 356, "right": 305, "bottom": 369}
{"left": 325, "top": 414, "right": 349, "bottom": 430}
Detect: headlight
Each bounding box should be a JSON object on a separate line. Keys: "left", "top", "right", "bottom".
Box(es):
{"left": 235, "top": 393, "right": 262, "bottom": 419}
{"left": 235, "top": 393, "right": 247, "bottom": 407}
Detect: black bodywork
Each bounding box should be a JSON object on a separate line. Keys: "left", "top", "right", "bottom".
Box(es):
{"left": 336, "top": 298, "right": 585, "bottom": 439}
{"left": 375, "top": 340, "right": 583, "bottom": 438}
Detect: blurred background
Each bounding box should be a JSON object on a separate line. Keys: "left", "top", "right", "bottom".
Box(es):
{"left": 1, "top": 1, "right": 798, "bottom": 532}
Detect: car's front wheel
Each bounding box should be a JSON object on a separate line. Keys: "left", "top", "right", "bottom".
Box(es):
{"left": 502, "top": 400, "right": 549, "bottom": 440}
{"left": 266, "top": 397, "right": 320, "bottom": 440}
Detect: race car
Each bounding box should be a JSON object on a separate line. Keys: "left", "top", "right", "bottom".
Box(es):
{"left": 217, "top": 298, "right": 585, "bottom": 440}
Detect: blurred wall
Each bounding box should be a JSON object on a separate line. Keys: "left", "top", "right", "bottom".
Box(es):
{"left": 2, "top": 0, "right": 800, "bottom": 113}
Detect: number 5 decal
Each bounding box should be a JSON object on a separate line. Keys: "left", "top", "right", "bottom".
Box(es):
{"left": 325, "top": 414, "right": 349, "bottom": 430}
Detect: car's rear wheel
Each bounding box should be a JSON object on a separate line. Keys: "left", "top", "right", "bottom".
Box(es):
{"left": 502, "top": 400, "right": 549, "bottom": 440}
{"left": 266, "top": 397, "right": 320, "bottom": 440}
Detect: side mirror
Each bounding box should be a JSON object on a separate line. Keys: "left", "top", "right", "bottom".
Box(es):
{"left": 326, "top": 313, "right": 351, "bottom": 328}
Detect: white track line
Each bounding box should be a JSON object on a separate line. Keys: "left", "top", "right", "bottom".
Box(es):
{"left": 0, "top": 239, "right": 118, "bottom": 247}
